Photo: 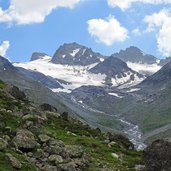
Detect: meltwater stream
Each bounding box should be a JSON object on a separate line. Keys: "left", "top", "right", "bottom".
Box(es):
{"left": 119, "top": 118, "right": 146, "bottom": 150}
{"left": 70, "top": 96, "right": 146, "bottom": 150}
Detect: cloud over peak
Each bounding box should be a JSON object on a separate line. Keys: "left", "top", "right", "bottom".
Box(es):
{"left": 0, "top": 41, "right": 10, "bottom": 57}
{"left": 87, "top": 15, "right": 128, "bottom": 46}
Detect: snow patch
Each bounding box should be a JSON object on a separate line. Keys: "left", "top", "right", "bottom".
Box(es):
{"left": 99, "top": 58, "right": 104, "bottom": 62}
{"left": 127, "top": 61, "right": 161, "bottom": 75}
{"left": 108, "top": 93, "right": 123, "bottom": 98}
{"left": 70, "top": 48, "right": 80, "bottom": 57}
{"left": 127, "top": 88, "right": 140, "bottom": 93}
{"left": 52, "top": 88, "right": 71, "bottom": 93}
{"left": 14, "top": 57, "right": 106, "bottom": 91}
{"left": 62, "top": 55, "right": 66, "bottom": 58}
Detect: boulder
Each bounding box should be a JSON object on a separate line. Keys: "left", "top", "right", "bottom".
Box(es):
{"left": 48, "top": 139, "right": 65, "bottom": 147}
{"left": 44, "top": 146, "right": 64, "bottom": 156}
{"left": 12, "top": 129, "right": 37, "bottom": 152}
{"left": 0, "top": 138, "right": 7, "bottom": 151}
{"left": 7, "top": 85, "right": 26, "bottom": 101}
{"left": 41, "top": 165, "right": 58, "bottom": 171}
{"left": 5, "top": 153, "right": 22, "bottom": 169}
{"left": 59, "top": 162, "right": 77, "bottom": 171}
{"left": 38, "top": 134, "right": 50, "bottom": 143}
{"left": 48, "top": 154, "right": 64, "bottom": 165}
{"left": 144, "top": 139, "right": 171, "bottom": 171}
{"left": 65, "top": 145, "right": 83, "bottom": 158}
{"left": 39, "top": 103, "right": 57, "bottom": 112}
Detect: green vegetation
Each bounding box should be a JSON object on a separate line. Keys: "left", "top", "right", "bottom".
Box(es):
{"left": 0, "top": 80, "right": 143, "bottom": 170}
{"left": 0, "top": 80, "right": 5, "bottom": 89}
{"left": 43, "top": 114, "right": 143, "bottom": 170}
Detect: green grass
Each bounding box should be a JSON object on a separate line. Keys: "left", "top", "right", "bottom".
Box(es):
{"left": 42, "top": 115, "right": 143, "bottom": 170}
{"left": 0, "top": 80, "right": 5, "bottom": 89}
{"left": 0, "top": 150, "right": 37, "bottom": 171}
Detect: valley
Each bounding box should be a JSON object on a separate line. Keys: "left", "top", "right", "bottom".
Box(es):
{"left": 1, "top": 42, "right": 171, "bottom": 151}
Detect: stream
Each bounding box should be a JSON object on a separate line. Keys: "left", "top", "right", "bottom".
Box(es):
{"left": 70, "top": 95, "right": 146, "bottom": 150}
{"left": 119, "top": 118, "right": 146, "bottom": 150}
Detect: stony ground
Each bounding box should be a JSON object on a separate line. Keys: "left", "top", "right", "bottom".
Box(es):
{"left": 0, "top": 80, "right": 143, "bottom": 171}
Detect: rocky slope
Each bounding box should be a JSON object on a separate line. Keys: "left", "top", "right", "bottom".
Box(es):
{"left": 31, "top": 52, "right": 49, "bottom": 61}
{"left": 51, "top": 42, "right": 104, "bottom": 66}
{"left": 89, "top": 56, "right": 144, "bottom": 87}
{"left": 112, "top": 46, "right": 157, "bottom": 64}
{"left": 112, "top": 46, "right": 161, "bottom": 76}
{"left": 0, "top": 80, "right": 143, "bottom": 171}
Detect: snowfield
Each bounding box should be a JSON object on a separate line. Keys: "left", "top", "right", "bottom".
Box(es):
{"left": 127, "top": 61, "right": 161, "bottom": 75}
{"left": 14, "top": 56, "right": 147, "bottom": 93}
{"left": 14, "top": 56, "right": 106, "bottom": 92}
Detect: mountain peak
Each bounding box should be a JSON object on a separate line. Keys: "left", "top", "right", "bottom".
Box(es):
{"left": 0, "top": 56, "right": 17, "bottom": 72}
{"left": 51, "top": 42, "right": 104, "bottom": 66}
{"left": 30, "top": 52, "right": 48, "bottom": 61}
{"left": 113, "top": 46, "right": 157, "bottom": 64}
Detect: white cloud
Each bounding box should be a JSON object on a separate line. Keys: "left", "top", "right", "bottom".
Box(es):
{"left": 0, "top": 41, "right": 10, "bottom": 57}
{"left": 132, "top": 28, "right": 141, "bottom": 35}
{"left": 87, "top": 15, "right": 128, "bottom": 46}
{"left": 107, "top": 0, "right": 171, "bottom": 10}
{"left": 0, "top": 0, "right": 81, "bottom": 25}
{"left": 144, "top": 9, "right": 171, "bottom": 56}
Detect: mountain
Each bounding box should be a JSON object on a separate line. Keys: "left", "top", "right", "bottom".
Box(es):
{"left": 0, "top": 56, "right": 17, "bottom": 72}
{"left": 30, "top": 52, "right": 48, "bottom": 61}
{"left": 14, "top": 55, "right": 106, "bottom": 92}
{"left": 17, "top": 67, "right": 63, "bottom": 89}
{"left": 0, "top": 56, "right": 73, "bottom": 114}
{"left": 51, "top": 42, "right": 104, "bottom": 66}
{"left": 89, "top": 56, "right": 144, "bottom": 87}
{"left": 113, "top": 46, "right": 157, "bottom": 64}
{"left": 0, "top": 79, "right": 143, "bottom": 171}
{"left": 159, "top": 57, "right": 171, "bottom": 66}
{"left": 112, "top": 46, "right": 161, "bottom": 76}
{"left": 12, "top": 43, "right": 171, "bottom": 146}
{"left": 140, "top": 60, "right": 171, "bottom": 90}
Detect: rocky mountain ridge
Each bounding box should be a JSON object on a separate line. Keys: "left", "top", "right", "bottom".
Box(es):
{"left": 51, "top": 42, "right": 104, "bottom": 66}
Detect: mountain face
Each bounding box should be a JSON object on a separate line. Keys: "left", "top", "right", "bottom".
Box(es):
{"left": 0, "top": 56, "right": 73, "bottom": 115}
{"left": 51, "top": 42, "right": 104, "bottom": 66}
{"left": 0, "top": 56, "right": 17, "bottom": 72}
{"left": 17, "top": 67, "right": 63, "bottom": 89}
{"left": 113, "top": 46, "right": 157, "bottom": 64}
{"left": 159, "top": 57, "right": 171, "bottom": 66}
{"left": 140, "top": 60, "right": 171, "bottom": 90}
{"left": 30, "top": 52, "right": 48, "bottom": 61}
{"left": 89, "top": 56, "right": 144, "bottom": 87}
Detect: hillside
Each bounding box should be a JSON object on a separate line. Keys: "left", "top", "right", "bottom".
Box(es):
{"left": 0, "top": 80, "right": 143, "bottom": 170}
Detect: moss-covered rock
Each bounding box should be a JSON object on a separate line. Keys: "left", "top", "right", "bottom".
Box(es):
{"left": 5, "top": 153, "right": 22, "bottom": 169}
{"left": 0, "top": 138, "right": 7, "bottom": 151}
{"left": 12, "top": 129, "right": 37, "bottom": 151}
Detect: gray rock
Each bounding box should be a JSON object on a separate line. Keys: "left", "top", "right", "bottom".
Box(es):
{"left": 5, "top": 153, "right": 22, "bottom": 169}
{"left": 48, "top": 139, "right": 65, "bottom": 147}
{"left": 65, "top": 145, "right": 83, "bottom": 158}
{"left": 35, "top": 149, "right": 46, "bottom": 158}
{"left": 44, "top": 146, "right": 64, "bottom": 155}
{"left": 0, "top": 138, "right": 7, "bottom": 150}
{"left": 59, "top": 162, "right": 77, "bottom": 171}
{"left": 38, "top": 134, "right": 50, "bottom": 143}
{"left": 48, "top": 154, "right": 64, "bottom": 165}
{"left": 41, "top": 165, "right": 58, "bottom": 171}
{"left": 12, "top": 129, "right": 37, "bottom": 151}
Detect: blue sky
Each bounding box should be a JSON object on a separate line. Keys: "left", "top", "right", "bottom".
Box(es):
{"left": 0, "top": 0, "right": 171, "bottom": 62}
